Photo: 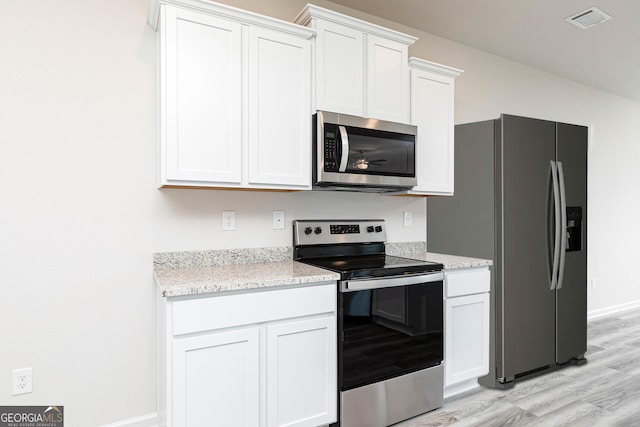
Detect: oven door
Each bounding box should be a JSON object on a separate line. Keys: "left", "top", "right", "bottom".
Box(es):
{"left": 339, "top": 272, "right": 444, "bottom": 391}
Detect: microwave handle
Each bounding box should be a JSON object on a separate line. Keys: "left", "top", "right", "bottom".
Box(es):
{"left": 338, "top": 125, "right": 349, "bottom": 172}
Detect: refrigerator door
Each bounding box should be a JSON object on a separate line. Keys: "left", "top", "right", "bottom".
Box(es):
{"left": 498, "top": 115, "right": 557, "bottom": 380}
{"left": 556, "top": 123, "right": 588, "bottom": 363}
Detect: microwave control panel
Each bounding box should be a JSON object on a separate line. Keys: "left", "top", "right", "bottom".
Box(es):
{"left": 324, "top": 124, "right": 338, "bottom": 172}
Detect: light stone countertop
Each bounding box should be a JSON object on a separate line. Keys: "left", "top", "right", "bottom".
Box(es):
{"left": 155, "top": 261, "right": 339, "bottom": 297}
{"left": 153, "top": 243, "right": 491, "bottom": 297}
{"left": 385, "top": 243, "right": 492, "bottom": 269}
{"left": 154, "top": 247, "right": 338, "bottom": 297}
{"left": 401, "top": 252, "right": 493, "bottom": 270}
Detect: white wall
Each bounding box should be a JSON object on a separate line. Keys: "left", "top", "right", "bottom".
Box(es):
{"left": 1, "top": 0, "right": 638, "bottom": 425}
{"left": 154, "top": 190, "right": 425, "bottom": 251}
{"left": 0, "top": 1, "right": 423, "bottom": 425}
{"left": 0, "top": 0, "right": 158, "bottom": 424}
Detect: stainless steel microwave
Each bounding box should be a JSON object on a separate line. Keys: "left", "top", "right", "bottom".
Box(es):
{"left": 313, "top": 111, "right": 417, "bottom": 192}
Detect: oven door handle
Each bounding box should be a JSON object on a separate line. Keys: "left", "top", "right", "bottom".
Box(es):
{"left": 341, "top": 272, "right": 444, "bottom": 292}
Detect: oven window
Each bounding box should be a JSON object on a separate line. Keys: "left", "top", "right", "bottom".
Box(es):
{"left": 339, "top": 281, "right": 443, "bottom": 391}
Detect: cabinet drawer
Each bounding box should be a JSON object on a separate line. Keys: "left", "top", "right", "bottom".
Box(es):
{"left": 445, "top": 268, "right": 490, "bottom": 297}
{"left": 171, "top": 283, "right": 336, "bottom": 335}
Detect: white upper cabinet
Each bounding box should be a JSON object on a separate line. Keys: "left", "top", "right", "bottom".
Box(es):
{"left": 366, "top": 34, "right": 410, "bottom": 123}
{"left": 311, "top": 19, "right": 364, "bottom": 116}
{"left": 295, "top": 4, "right": 416, "bottom": 123}
{"left": 406, "top": 58, "right": 463, "bottom": 195}
{"left": 248, "top": 27, "right": 311, "bottom": 187}
{"left": 149, "top": 0, "right": 314, "bottom": 190}
{"left": 161, "top": 7, "right": 243, "bottom": 185}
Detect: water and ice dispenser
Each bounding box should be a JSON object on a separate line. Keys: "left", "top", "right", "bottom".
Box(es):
{"left": 565, "top": 207, "right": 583, "bottom": 252}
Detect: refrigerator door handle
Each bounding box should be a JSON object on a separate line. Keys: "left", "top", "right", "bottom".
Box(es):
{"left": 550, "top": 161, "right": 561, "bottom": 290}
{"left": 557, "top": 162, "right": 568, "bottom": 289}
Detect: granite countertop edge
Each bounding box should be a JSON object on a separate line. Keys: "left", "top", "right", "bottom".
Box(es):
{"left": 154, "top": 260, "right": 340, "bottom": 298}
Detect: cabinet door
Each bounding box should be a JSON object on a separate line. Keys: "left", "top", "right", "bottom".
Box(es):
{"left": 266, "top": 316, "right": 337, "bottom": 427}
{"left": 248, "top": 27, "right": 311, "bottom": 188}
{"left": 445, "top": 293, "right": 490, "bottom": 386}
{"left": 410, "top": 68, "right": 455, "bottom": 195}
{"left": 161, "top": 6, "right": 242, "bottom": 186}
{"left": 366, "top": 34, "right": 409, "bottom": 123}
{"left": 313, "top": 20, "right": 364, "bottom": 116}
{"left": 172, "top": 328, "right": 259, "bottom": 427}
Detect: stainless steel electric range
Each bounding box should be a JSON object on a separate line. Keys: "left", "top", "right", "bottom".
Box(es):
{"left": 293, "top": 219, "right": 444, "bottom": 427}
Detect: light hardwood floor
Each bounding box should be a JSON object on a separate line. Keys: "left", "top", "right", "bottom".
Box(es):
{"left": 395, "top": 308, "right": 640, "bottom": 426}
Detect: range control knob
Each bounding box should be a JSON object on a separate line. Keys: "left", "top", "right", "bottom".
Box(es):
{"left": 314, "top": 227, "right": 322, "bottom": 235}
{"left": 304, "top": 227, "right": 313, "bottom": 235}
{"left": 375, "top": 226, "right": 383, "bottom": 233}
{"left": 367, "top": 226, "right": 375, "bottom": 233}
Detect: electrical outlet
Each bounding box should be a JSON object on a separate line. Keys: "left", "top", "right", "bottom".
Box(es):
{"left": 273, "top": 211, "right": 285, "bottom": 230}
{"left": 591, "top": 278, "right": 597, "bottom": 290}
{"left": 403, "top": 211, "right": 413, "bottom": 227}
{"left": 222, "top": 211, "right": 236, "bottom": 231}
{"left": 12, "top": 367, "right": 32, "bottom": 395}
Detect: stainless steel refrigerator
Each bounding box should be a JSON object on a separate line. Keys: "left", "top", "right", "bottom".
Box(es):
{"left": 428, "top": 114, "right": 587, "bottom": 388}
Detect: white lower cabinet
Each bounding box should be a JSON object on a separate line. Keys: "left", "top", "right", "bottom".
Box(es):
{"left": 266, "top": 317, "right": 337, "bottom": 427}
{"left": 173, "top": 328, "right": 260, "bottom": 426}
{"left": 444, "top": 268, "right": 490, "bottom": 394}
{"left": 160, "top": 283, "right": 337, "bottom": 427}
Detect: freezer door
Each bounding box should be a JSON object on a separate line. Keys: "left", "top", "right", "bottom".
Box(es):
{"left": 498, "top": 115, "right": 557, "bottom": 379}
{"left": 556, "top": 123, "right": 588, "bottom": 363}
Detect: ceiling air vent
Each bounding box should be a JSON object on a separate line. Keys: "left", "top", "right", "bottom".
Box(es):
{"left": 565, "top": 7, "right": 612, "bottom": 29}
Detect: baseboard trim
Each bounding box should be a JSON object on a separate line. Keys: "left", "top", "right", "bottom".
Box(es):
{"left": 100, "top": 412, "right": 158, "bottom": 427}
{"left": 588, "top": 299, "right": 640, "bottom": 320}
{"left": 444, "top": 379, "right": 480, "bottom": 399}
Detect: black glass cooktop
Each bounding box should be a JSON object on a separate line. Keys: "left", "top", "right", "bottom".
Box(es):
{"left": 299, "top": 255, "right": 443, "bottom": 280}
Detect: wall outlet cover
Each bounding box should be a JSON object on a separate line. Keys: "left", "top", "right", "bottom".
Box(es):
{"left": 222, "top": 211, "right": 236, "bottom": 231}
{"left": 12, "top": 367, "right": 33, "bottom": 395}
{"left": 273, "top": 211, "right": 285, "bottom": 230}
{"left": 403, "top": 211, "right": 413, "bottom": 227}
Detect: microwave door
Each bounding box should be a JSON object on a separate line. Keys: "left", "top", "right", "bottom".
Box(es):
{"left": 344, "top": 128, "right": 414, "bottom": 176}
{"left": 340, "top": 126, "right": 385, "bottom": 174}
